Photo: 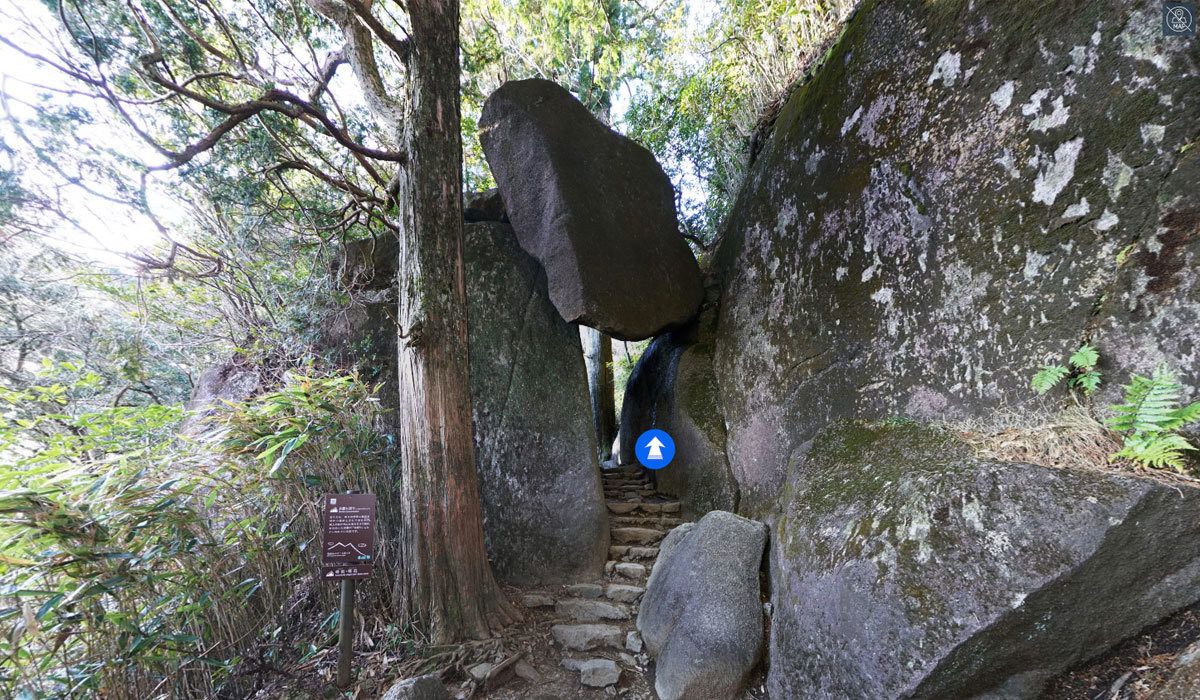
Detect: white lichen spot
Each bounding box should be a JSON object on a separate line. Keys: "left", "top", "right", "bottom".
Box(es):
{"left": 1141, "top": 124, "right": 1165, "bottom": 145}
{"left": 1096, "top": 209, "right": 1119, "bottom": 231}
{"left": 983, "top": 530, "right": 1012, "bottom": 557}
{"left": 871, "top": 287, "right": 894, "bottom": 305}
{"left": 1022, "top": 89, "right": 1049, "bottom": 116}
{"left": 1029, "top": 96, "right": 1070, "bottom": 132}
{"left": 835, "top": 266, "right": 849, "bottom": 281}
{"left": 859, "top": 95, "right": 897, "bottom": 148}
{"left": 961, "top": 498, "right": 984, "bottom": 530}
{"left": 1061, "top": 198, "right": 1090, "bottom": 220}
{"left": 1103, "top": 152, "right": 1134, "bottom": 200}
{"left": 1119, "top": 7, "right": 1172, "bottom": 71}
{"left": 1068, "top": 42, "right": 1099, "bottom": 74}
{"left": 1032, "top": 137, "right": 1084, "bottom": 206}
{"left": 1011, "top": 593, "right": 1027, "bottom": 609}
{"left": 994, "top": 148, "right": 1021, "bottom": 178}
{"left": 989, "top": 81, "right": 1015, "bottom": 111}
{"left": 805, "top": 148, "right": 824, "bottom": 175}
{"left": 862, "top": 262, "right": 879, "bottom": 283}
{"left": 927, "top": 50, "right": 961, "bottom": 87}
{"left": 1023, "top": 250, "right": 1050, "bottom": 281}
{"left": 841, "top": 106, "right": 863, "bottom": 137}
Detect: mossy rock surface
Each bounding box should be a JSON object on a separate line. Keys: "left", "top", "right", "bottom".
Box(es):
{"left": 708, "top": 0, "right": 1200, "bottom": 514}
{"left": 769, "top": 420, "right": 1200, "bottom": 698}
{"left": 464, "top": 221, "right": 608, "bottom": 585}
{"left": 617, "top": 307, "right": 738, "bottom": 517}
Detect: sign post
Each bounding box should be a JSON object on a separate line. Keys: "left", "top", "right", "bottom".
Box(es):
{"left": 320, "top": 492, "right": 376, "bottom": 689}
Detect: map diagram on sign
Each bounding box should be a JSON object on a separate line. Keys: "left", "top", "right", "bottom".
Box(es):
{"left": 325, "top": 541, "right": 370, "bottom": 558}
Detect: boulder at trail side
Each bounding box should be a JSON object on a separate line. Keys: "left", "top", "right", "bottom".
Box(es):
{"left": 637, "top": 511, "right": 768, "bottom": 700}
{"left": 465, "top": 221, "right": 608, "bottom": 585}
{"left": 769, "top": 421, "right": 1200, "bottom": 699}
{"left": 708, "top": 0, "right": 1200, "bottom": 514}
{"left": 618, "top": 309, "right": 738, "bottom": 516}
{"left": 182, "top": 357, "right": 264, "bottom": 434}
{"left": 479, "top": 78, "right": 703, "bottom": 341}
{"left": 321, "top": 226, "right": 607, "bottom": 585}
{"left": 380, "top": 674, "right": 450, "bottom": 700}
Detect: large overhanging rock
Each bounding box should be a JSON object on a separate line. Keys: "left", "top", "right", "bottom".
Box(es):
{"left": 464, "top": 221, "right": 608, "bottom": 585}
{"left": 479, "top": 78, "right": 704, "bottom": 341}
{"left": 769, "top": 421, "right": 1200, "bottom": 699}
{"left": 708, "top": 0, "right": 1200, "bottom": 514}
{"left": 638, "top": 511, "right": 768, "bottom": 700}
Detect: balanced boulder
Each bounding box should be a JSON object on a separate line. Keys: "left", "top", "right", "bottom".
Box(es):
{"left": 479, "top": 78, "right": 703, "bottom": 341}
{"left": 637, "top": 511, "right": 768, "bottom": 700}
{"left": 465, "top": 221, "right": 608, "bottom": 585}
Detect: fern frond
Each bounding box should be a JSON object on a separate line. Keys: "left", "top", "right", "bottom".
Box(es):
{"left": 1071, "top": 371, "right": 1102, "bottom": 396}
{"left": 1032, "top": 365, "right": 1069, "bottom": 395}
{"left": 1170, "top": 400, "right": 1200, "bottom": 429}
{"left": 1107, "top": 368, "right": 1183, "bottom": 434}
{"left": 1112, "top": 434, "right": 1196, "bottom": 472}
{"left": 1069, "top": 345, "right": 1099, "bottom": 370}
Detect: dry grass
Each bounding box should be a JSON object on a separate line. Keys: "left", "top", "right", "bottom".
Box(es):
{"left": 952, "top": 407, "right": 1200, "bottom": 487}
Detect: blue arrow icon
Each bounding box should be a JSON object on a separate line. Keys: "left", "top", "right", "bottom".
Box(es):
{"left": 636, "top": 429, "right": 675, "bottom": 469}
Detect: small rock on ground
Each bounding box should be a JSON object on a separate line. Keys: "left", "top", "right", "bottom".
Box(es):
{"left": 381, "top": 674, "right": 450, "bottom": 700}
{"left": 562, "top": 658, "right": 622, "bottom": 688}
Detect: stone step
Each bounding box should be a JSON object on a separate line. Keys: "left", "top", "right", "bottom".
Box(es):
{"left": 563, "top": 582, "right": 603, "bottom": 598}
{"left": 522, "top": 593, "right": 555, "bottom": 608}
{"left": 624, "top": 546, "right": 659, "bottom": 561}
{"left": 611, "top": 515, "right": 682, "bottom": 528}
{"left": 609, "top": 561, "right": 647, "bottom": 580}
{"left": 606, "top": 502, "right": 640, "bottom": 514}
{"left": 602, "top": 467, "right": 645, "bottom": 476}
{"left": 608, "top": 545, "right": 660, "bottom": 562}
{"left": 555, "top": 597, "right": 630, "bottom": 622}
{"left": 611, "top": 527, "right": 666, "bottom": 545}
{"left": 551, "top": 623, "right": 624, "bottom": 651}
{"left": 605, "top": 583, "right": 644, "bottom": 602}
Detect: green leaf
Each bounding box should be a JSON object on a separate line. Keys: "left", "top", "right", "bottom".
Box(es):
{"left": 1071, "top": 370, "right": 1102, "bottom": 396}
{"left": 1069, "top": 345, "right": 1099, "bottom": 370}
{"left": 1031, "top": 365, "right": 1069, "bottom": 394}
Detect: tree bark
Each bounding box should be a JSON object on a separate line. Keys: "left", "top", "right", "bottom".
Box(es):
{"left": 392, "top": 0, "right": 518, "bottom": 643}
{"left": 581, "top": 326, "right": 617, "bottom": 461}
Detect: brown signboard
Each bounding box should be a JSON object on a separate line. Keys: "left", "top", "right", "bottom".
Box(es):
{"left": 320, "top": 493, "right": 376, "bottom": 573}
{"left": 321, "top": 564, "right": 373, "bottom": 581}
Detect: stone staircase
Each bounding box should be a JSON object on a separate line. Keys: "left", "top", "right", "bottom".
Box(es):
{"left": 523, "top": 464, "right": 682, "bottom": 692}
